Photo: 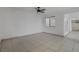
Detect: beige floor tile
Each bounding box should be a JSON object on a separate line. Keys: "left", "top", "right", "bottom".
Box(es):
{"left": 1, "top": 32, "right": 79, "bottom": 52}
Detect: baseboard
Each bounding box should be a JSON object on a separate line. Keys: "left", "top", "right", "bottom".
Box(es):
{"left": 1, "top": 31, "right": 43, "bottom": 40}
{"left": 1, "top": 31, "right": 65, "bottom": 41}
{"left": 64, "top": 31, "right": 71, "bottom": 37}
{"left": 43, "top": 32, "right": 64, "bottom": 37}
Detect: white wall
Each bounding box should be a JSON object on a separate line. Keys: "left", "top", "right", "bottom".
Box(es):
{"left": 1, "top": 7, "right": 79, "bottom": 39}
{"left": 69, "top": 12, "right": 79, "bottom": 20}
{"left": 64, "top": 14, "right": 72, "bottom": 36}
{"left": 0, "top": 8, "right": 42, "bottom": 39}
{"left": 42, "top": 13, "right": 64, "bottom": 36}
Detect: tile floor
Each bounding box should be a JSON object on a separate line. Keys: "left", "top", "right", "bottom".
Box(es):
{"left": 67, "top": 31, "right": 79, "bottom": 40}
{"left": 0, "top": 32, "right": 79, "bottom": 52}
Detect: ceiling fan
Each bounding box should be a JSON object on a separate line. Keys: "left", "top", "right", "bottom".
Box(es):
{"left": 35, "top": 7, "right": 46, "bottom": 13}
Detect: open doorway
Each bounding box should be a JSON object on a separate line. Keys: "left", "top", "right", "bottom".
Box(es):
{"left": 72, "top": 18, "right": 79, "bottom": 31}
{"left": 66, "top": 13, "right": 79, "bottom": 40}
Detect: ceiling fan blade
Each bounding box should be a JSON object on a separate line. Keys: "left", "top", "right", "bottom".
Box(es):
{"left": 40, "top": 9, "right": 45, "bottom": 13}
{"left": 41, "top": 11, "right": 45, "bottom": 13}
{"left": 35, "top": 7, "right": 41, "bottom": 10}
{"left": 41, "top": 9, "right": 46, "bottom": 11}
{"left": 35, "top": 7, "right": 46, "bottom": 13}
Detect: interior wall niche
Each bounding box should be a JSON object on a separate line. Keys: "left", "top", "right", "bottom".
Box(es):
{"left": 46, "top": 16, "right": 56, "bottom": 27}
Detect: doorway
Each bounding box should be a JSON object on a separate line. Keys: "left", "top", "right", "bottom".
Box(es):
{"left": 66, "top": 17, "right": 79, "bottom": 40}
{"left": 72, "top": 19, "right": 79, "bottom": 31}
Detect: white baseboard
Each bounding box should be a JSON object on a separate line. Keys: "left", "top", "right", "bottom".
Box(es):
{"left": 1, "top": 31, "right": 43, "bottom": 40}
{"left": 43, "top": 32, "right": 64, "bottom": 37}
{"left": 0, "top": 31, "right": 65, "bottom": 41}
{"left": 64, "top": 31, "right": 71, "bottom": 36}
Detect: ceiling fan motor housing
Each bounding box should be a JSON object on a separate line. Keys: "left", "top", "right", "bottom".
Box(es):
{"left": 36, "top": 7, "right": 46, "bottom": 13}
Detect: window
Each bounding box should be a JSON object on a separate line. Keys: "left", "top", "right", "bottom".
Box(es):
{"left": 46, "top": 16, "right": 56, "bottom": 27}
